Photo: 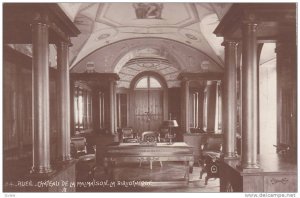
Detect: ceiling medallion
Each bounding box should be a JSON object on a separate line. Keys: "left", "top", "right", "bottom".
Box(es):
{"left": 97, "top": 33, "right": 110, "bottom": 40}
{"left": 185, "top": 33, "right": 198, "bottom": 40}
{"left": 135, "top": 59, "right": 161, "bottom": 69}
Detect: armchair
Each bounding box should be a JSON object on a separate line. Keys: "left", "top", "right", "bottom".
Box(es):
{"left": 141, "top": 131, "right": 160, "bottom": 143}
{"left": 121, "top": 127, "right": 138, "bottom": 143}
{"left": 70, "top": 137, "right": 96, "bottom": 181}
{"left": 70, "top": 137, "right": 88, "bottom": 158}
{"left": 199, "top": 134, "right": 223, "bottom": 185}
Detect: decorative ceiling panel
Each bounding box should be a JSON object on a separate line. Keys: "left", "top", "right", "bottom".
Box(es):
{"left": 119, "top": 67, "right": 140, "bottom": 76}
{"left": 96, "top": 3, "right": 199, "bottom": 28}
{"left": 116, "top": 56, "right": 182, "bottom": 88}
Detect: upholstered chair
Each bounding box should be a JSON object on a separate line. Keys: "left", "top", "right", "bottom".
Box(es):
{"left": 141, "top": 131, "right": 159, "bottom": 142}
{"left": 121, "top": 127, "right": 138, "bottom": 143}
{"left": 71, "top": 137, "right": 96, "bottom": 181}
{"left": 199, "top": 134, "right": 223, "bottom": 185}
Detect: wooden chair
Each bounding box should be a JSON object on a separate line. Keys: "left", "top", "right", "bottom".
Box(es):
{"left": 121, "top": 127, "right": 138, "bottom": 143}
{"left": 71, "top": 137, "right": 96, "bottom": 181}
{"left": 140, "top": 131, "right": 162, "bottom": 169}
{"left": 141, "top": 131, "right": 159, "bottom": 142}
{"left": 70, "top": 137, "right": 88, "bottom": 158}
{"left": 199, "top": 134, "right": 223, "bottom": 185}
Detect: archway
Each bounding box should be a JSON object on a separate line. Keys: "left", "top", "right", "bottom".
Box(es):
{"left": 129, "top": 71, "right": 168, "bottom": 134}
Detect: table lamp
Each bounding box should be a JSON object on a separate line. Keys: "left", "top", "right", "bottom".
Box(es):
{"left": 162, "top": 120, "right": 178, "bottom": 144}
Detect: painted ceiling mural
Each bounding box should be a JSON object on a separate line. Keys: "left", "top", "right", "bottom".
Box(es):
{"left": 63, "top": 3, "right": 235, "bottom": 88}
{"left": 64, "top": 3, "right": 232, "bottom": 68}
{"left": 133, "top": 3, "right": 164, "bottom": 19}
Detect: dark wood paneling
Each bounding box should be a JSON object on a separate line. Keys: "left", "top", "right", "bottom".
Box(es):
{"left": 120, "top": 93, "right": 128, "bottom": 127}
{"left": 134, "top": 90, "right": 150, "bottom": 133}
{"left": 4, "top": 47, "right": 59, "bottom": 162}
{"left": 276, "top": 41, "right": 297, "bottom": 155}
{"left": 220, "top": 154, "right": 297, "bottom": 192}
{"left": 133, "top": 90, "right": 163, "bottom": 134}
{"left": 4, "top": 61, "right": 18, "bottom": 151}
{"left": 206, "top": 82, "right": 217, "bottom": 132}
{"left": 183, "top": 133, "right": 207, "bottom": 162}
{"left": 243, "top": 176, "right": 264, "bottom": 192}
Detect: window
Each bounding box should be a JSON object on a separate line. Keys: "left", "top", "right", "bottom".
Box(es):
{"left": 259, "top": 43, "right": 277, "bottom": 154}
{"left": 189, "top": 91, "right": 200, "bottom": 128}
{"left": 215, "top": 81, "right": 222, "bottom": 133}
{"left": 135, "top": 76, "right": 162, "bottom": 89}
{"left": 99, "top": 91, "right": 105, "bottom": 129}
{"left": 136, "top": 77, "right": 148, "bottom": 88}
{"left": 202, "top": 80, "right": 222, "bottom": 133}
{"left": 74, "top": 83, "right": 93, "bottom": 133}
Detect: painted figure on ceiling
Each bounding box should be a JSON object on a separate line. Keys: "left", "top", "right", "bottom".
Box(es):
{"left": 133, "top": 3, "right": 163, "bottom": 19}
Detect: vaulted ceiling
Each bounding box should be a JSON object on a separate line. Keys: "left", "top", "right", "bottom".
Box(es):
{"left": 56, "top": 3, "right": 234, "bottom": 88}
{"left": 6, "top": 3, "right": 277, "bottom": 88}
{"left": 58, "top": 3, "right": 232, "bottom": 68}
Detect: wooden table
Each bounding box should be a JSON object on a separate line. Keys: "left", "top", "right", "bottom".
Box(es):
{"left": 103, "top": 142, "right": 194, "bottom": 184}
{"left": 220, "top": 154, "right": 297, "bottom": 192}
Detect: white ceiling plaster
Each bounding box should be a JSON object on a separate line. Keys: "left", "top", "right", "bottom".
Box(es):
{"left": 64, "top": 3, "right": 232, "bottom": 68}
{"left": 200, "top": 14, "right": 224, "bottom": 59}
{"left": 7, "top": 3, "right": 233, "bottom": 79}
{"left": 58, "top": 3, "right": 82, "bottom": 22}
{"left": 7, "top": 2, "right": 278, "bottom": 90}
{"left": 70, "top": 38, "right": 223, "bottom": 74}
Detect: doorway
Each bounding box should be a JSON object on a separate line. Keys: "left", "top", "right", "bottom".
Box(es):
{"left": 132, "top": 74, "right": 165, "bottom": 134}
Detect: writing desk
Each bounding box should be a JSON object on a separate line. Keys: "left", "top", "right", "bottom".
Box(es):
{"left": 103, "top": 142, "right": 194, "bottom": 184}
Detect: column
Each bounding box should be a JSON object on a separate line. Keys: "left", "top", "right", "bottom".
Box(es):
{"left": 57, "top": 41, "right": 72, "bottom": 161}
{"left": 114, "top": 82, "right": 118, "bottom": 131}
{"left": 31, "top": 21, "right": 52, "bottom": 173}
{"left": 195, "top": 92, "right": 199, "bottom": 128}
{"left": 182, "top": 80, "right": 190, "bottom": 133}
{"left": 117, "top": 94, "right": 121, "bottom": 128}
{"left": 101, "top": 93, "right": 105, "bottom": 129}
{"left": 241, "top": 22, "right": 259, "bottom": 169}
{"left": 109, "top": 80, "right": 116, "bottom": 134}
{"left": 222, "top": 40, "right": 238, "bottom": 158}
